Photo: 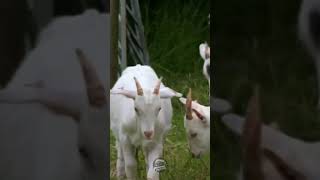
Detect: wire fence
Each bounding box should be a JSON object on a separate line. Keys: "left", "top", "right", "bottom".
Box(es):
{"left": 117, "top": 0, "right": 149, "bottom": 76}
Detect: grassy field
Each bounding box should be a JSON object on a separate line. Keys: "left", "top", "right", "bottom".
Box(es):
{"left": 110, "top": 0, "right": 210, "bottom": 179}
{"left": 213, "top": 7, "right": 320, "bottom": 180}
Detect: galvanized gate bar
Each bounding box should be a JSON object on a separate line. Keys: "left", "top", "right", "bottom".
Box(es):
{"left": 118, "top": 0, "right": 127, "bottom": 72}
{"left": 117, "top": 0, "right": 150, "bottom": 75}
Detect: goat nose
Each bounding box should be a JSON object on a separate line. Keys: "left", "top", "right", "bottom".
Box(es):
{"left": 144, "top": 131, "right": 153, "bottom": 139}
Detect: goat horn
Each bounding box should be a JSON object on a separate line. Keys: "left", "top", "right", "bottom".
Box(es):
{"left": 186, "top": 88, "right": 193, "bottom": 120}
{"left": 242, "top": 85, "right": 264, "bottom": 180}
{"left": 134, "top": 77, "right": 143, "bottom": 96}
{"left": 205, "top": 46, "right": 210, "bottom": 59}
{"left": 153, "top": 77, "right": 162, "bottom": 95}
{"left": 75, "top": 48, "right": 106, "bottom": 107}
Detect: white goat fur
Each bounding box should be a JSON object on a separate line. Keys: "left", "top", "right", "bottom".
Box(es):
{"left": 172, "top": 42, "right": 212, "bottom": 157}
{"left": 0, "top": 9, "right": 109, "bottom": 180}
{"left": 110, "top": 65, "right": 179, "bottom": 179}
{"left": 199, "top": 43, "right": 210, "bottom": 86}
{"left": 179, "top": 97, "right": 210, "bottom": 157}
{"left": 222, "top": 113, "right": 320, "bottom": 180}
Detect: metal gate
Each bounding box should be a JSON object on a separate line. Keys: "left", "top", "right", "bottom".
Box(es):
{"left": 117, "top": 0, "right": 150, "bottom": 75}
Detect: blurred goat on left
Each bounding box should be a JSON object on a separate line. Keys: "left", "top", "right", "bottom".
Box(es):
{"left": 0, "top": 1, "right": 109, "bottom": 180}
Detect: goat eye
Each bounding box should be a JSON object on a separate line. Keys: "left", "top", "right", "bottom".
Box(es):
{"left": 158, "top": 107, "right": 162, "bottom": 111}
{"left": 190, "top": 133, "right": 197, "bottom": 138}
{"left": 134, "top": 107, "right": 139, "bottom": 113}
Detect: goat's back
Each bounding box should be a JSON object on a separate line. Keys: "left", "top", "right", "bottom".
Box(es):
{"left": 112, "top": 65, "right": 165, "bottom": 91}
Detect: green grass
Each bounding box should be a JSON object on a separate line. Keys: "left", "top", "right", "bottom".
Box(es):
{"left": 110, "top": 0, "right": 210, "bottom": 179}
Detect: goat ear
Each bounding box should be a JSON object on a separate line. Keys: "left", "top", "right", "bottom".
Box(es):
{"left": 159, "top": 87, "right": 182, "bottom": 98}
{"left": 110, "top": 88, "right": 136, "bottom": 99}
{"left": 221, "top": 113, "right": 245, "bottom": 135}
{"left": 179, "top": 97, "right": 208, "bottom": 122}
{"left": 179, "top": 97, "right": 187, "bottom": 104}
{"left": 0, "top": 87, "right": 38, "bottom": 103}
{"left": 36, "top": 89, "right": 83, "bottom": 121}
{"left": 192, "top": 109, "right": 207, "bottom": 123}
{"left": 0, "top": 85, "right": 83, "bottom": 121}
{"left": 212, "top": 97, "right": 232, "bottom": 114}
{"left": 179, "top": 98, "right": 203, "bottom": 107}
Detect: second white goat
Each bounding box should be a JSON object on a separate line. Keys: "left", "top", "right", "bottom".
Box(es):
{"left": 179, "top": 88, "right": 210, "bottom": 158}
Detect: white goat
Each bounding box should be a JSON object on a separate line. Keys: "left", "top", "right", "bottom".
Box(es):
{"left": 179, "top": 88, "right": 210, "bottom": 158}
{"left": 199, "top": 41, "right": 232, "bottom": 113}
{"left": 110, "top": 64, "right": 181, "bottom": 180}
{"left": 0, "top": 9, "right": 109, "bottom": 180}
{"left": 199, "top": 42, "right": 210, "bottom": 86}
{"left": 199, "top": 41, "right": 232, "bottom": 114}
{"left": 299, "top": 0, "right": 320, "bottom": 109}
{"left": 221, "top": 87, "right": 320, "bottom": 180}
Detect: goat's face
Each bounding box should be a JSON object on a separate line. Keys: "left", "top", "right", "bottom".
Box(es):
{"left": 179, "top": 89, "right": 210, "bottom": 157}
{"left": 110, "top": 77, "right": 181, "bottom": 140}
{"left": 134, "top": 89, "right": 162, "bottom": 140}
{"left": 199, "top": 43, "right": 210, "bottom": 84}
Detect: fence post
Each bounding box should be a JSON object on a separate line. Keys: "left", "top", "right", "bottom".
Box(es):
{"left": 111, "top": 0, "right": 119, "bottom": 86}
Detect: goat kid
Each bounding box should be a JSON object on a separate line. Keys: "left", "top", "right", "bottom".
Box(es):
{"left": 179, "top": 88, "right": 210, "bottom": 158}
{"left": 110, "top": 65, "right": 181, "bottom": 180}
